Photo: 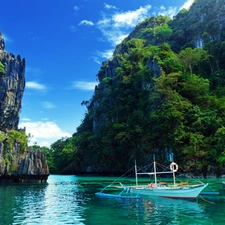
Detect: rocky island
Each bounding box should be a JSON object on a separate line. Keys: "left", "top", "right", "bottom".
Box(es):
{"left": 0, "top": 32, "right": 49, "bottom": 182}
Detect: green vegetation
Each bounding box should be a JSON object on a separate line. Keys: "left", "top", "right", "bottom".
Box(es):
{"left": 28, "top": 137, "right": 77, "bottom": 174}
{"left": 0, "top": 61, "right": 5, "bottom": 74}
{"left": 0, "top": 129, "right": 28, "bottom": 166}
{"left": 6, "top": 129, "right": 27, "bottom": 153}
{"left": 0, "top": 132, "right": 5, "bottom": 142}
{"left": 47, "top": 0, "right": 225, "bottom": 177}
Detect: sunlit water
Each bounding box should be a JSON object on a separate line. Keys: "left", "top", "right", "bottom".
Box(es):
{"left": 0, "top": 175, "right": 225, "bottom": 225}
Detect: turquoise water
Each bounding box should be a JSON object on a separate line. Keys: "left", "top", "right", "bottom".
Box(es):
{"left": 0, "top": 175, "right": 225, "bottom": 225}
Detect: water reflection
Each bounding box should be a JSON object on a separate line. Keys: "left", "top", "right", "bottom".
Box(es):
{"left": 0, "top": 175, "right": 224, "bottom": 224}
{"left": 85, "top": 195, "right": 208, "bottom": 225}
{"left": 24, "top": 176, "right": 87, "bottom": 224}
{"left": 0, "top": 185, "right": 19, "bottom": 225}
{"left": 0, "top": 175, "right": 89, "bottom": 225}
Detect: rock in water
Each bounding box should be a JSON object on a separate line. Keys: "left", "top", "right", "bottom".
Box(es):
{"left": 0, "top": 32, "right": 49, "bottom": 182}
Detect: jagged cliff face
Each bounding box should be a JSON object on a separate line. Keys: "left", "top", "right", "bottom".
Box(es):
{"left": 0, "top": 142, "right": 49, "bottom": 182}
{"left": 0, "top": 32, "right": 25, "bottom": 132}
{"left": 72, "top": 0, "right": 225, "bottom": 174}
{"left": 0, "top": 32, "right": 49, "bottom": 182}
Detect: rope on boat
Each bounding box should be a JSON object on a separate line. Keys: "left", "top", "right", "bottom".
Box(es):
{"left": 198, "top": 194, "right": 215, "bottom": 204}
{"left": 108, "top": 166, "right": 135, "bottom": 186}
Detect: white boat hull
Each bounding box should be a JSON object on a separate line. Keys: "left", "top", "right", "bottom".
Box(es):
{"left": 96, "top": 160, "right": 209, "bottom": 200}
{"left": 129, "top": 183, "right": 208, "bottom": 199}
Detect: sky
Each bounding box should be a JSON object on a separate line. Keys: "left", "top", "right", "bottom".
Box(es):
{"left": 0, "top": 0, "right": 194, "bottom": 147}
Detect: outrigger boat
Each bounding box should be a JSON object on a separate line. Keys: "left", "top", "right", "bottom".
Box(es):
{"left": 96, "top": 159, "right": 208, "bottom": 199}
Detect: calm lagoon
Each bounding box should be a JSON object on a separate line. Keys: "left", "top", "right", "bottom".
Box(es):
{"left": 0, "top": 175, "right": 225, "bottom": 225}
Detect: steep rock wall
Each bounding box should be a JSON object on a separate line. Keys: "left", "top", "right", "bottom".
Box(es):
{"left": 0, "top": 32, "right": 25, "bottom": 132}
{"left": 0, "top": 141, "right": 49, "bottom": 182}
{"left": 0, "top": 32, "right": 49, "bottom": 182}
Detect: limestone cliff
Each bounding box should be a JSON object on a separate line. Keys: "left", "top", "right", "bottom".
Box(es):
{"left": 0, "top": 33, "right": 25, "bottom": 132}
{"left": 70, "top": 0, "right": 225, "bottom": 175}
{"left": 0, "top": 32, "right": 49, "bottom": 182}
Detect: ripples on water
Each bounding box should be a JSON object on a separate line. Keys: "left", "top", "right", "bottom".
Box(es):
{"left": 0, "top": 176, "right": 88, "bottom": 225}
{"left": 0, "top": 175, "right": 225, "bottom": 224}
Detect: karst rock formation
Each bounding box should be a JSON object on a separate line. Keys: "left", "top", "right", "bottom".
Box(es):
{"left": 0, "top": 32, "right": 49, "bottom": 182}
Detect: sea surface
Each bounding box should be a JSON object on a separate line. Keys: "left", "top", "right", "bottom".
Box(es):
{"left": 0, "top": 175, "right": 225, "bottom": 225}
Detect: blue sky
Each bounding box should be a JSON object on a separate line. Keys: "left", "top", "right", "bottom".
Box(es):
{"left": 0, "top": 0, "right": 194, "bottom": 147}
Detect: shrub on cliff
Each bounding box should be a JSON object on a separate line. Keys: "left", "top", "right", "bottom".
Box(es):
{"left": 0, "top": 61, "right": 5, "bottom": 74}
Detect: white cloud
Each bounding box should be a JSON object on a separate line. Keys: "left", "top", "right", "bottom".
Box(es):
{"left": 21, "top": 117, "right": 31, "bottom": 121}
{"left": 97, "top": 49, "right": 114, "bottom": 59}
{"left": 79, "top": 20, "right": 94, "bottom": 26}
{"left": 74, "top": 5, "right": 79, "bottom": 11}
{"left": 160, "top": 5, "right": 166, "bottom": 11}
{"left": 92, "top": 56, "right": 101, "bottom": 64}
{"left": 92, "top": 49, "right": 114, "bottom": 64}
{"left": 96, "top": 2, "right": 193, "bottom": 47}
{"left": 180, "top": 0, "right": 195, "bottom": 10}
{"left": 158, "top": 6, "right": 178, "bottom": 18}
{"left": 39, "top": 141, "right": 51, "bottom": 147}
{"left": 41, "top": 101, "right": 55, "bottom": 109}
{"left": 99, "top": 26, "right": 128, "bottom": 45}
{"left": 19, "top": 120, "right": 72, "bottom": 147}
{"left": 26, "top": 81, "right": 46, "bottom": 90}
{"left": 112, "top": 5, "right": 151, "bottom": 28}
{"left": 157, "top": 0, "right": 194, "bottom": 19}
{"left": 97, "top": 5, "right": 152, "bottom": 46}
{"left": 97, "top": 15, "right": 128, "bottom": 45}
{"left": 104, "top": 3, "right": 117, "bottom": 10}
{"left": 72, "top": 81, "right": 98, "bottom": 90}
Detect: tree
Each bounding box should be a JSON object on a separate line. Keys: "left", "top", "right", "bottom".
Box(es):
{"left": 154, "top": 24, "right": 173, "bottom": 43}
{"left": 48, "top": 6, "right": 225, "bottom": 175}
{"left": 179, "top": 48, "right": 209, "bottom": 74}
{"left": 214, "top": 127, "right": 225, "bottom": 175}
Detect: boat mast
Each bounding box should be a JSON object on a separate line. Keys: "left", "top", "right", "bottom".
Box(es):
{"left": 170, "top": 154, "right": 176, "bottom": 186}
{"left": 153, "top": 154, "right": 157, "bottom": 186}
{"left": 173, "top": 167, "right": 177, "bottom": 186}
{"left": 134, "top": 160, "right": 138, "bottom": 187}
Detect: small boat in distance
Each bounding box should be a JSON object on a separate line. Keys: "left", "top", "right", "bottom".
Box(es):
{"left": 96, "top": 158, "right": 208, "bottom": 199}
